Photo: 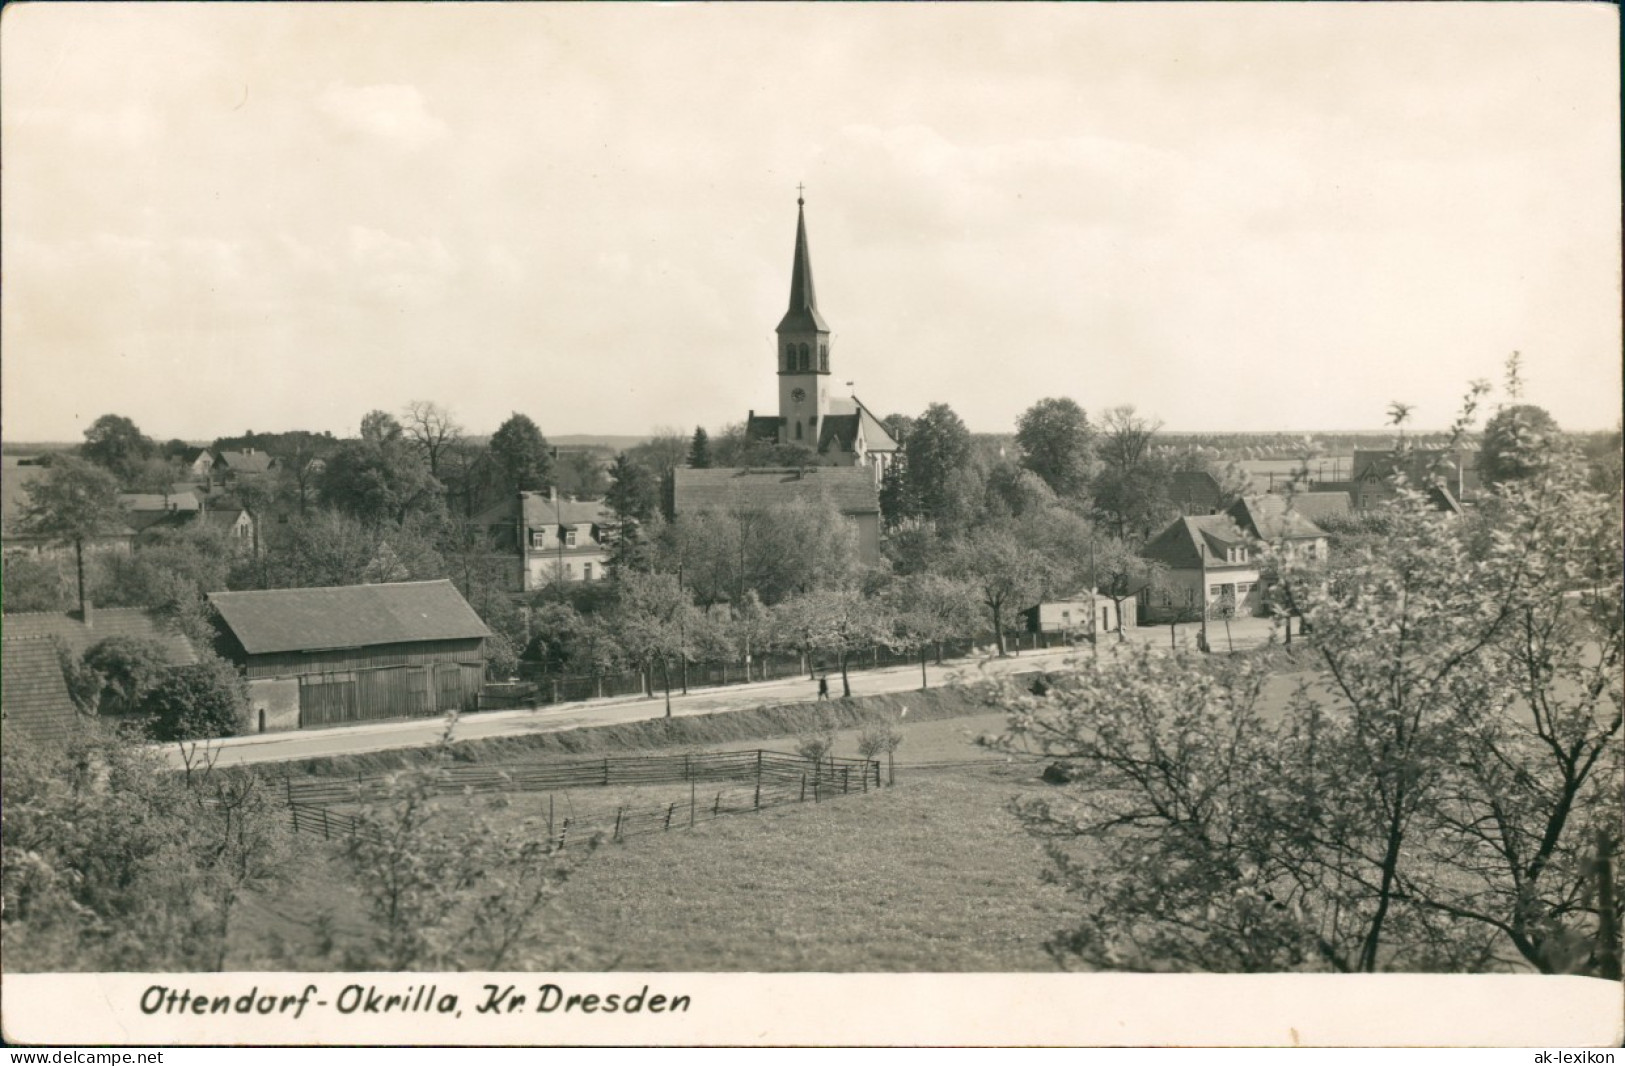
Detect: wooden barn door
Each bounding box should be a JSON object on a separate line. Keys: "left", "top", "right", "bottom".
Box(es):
{"left": 299, "top": 675, "right": 358, "bottom": 727}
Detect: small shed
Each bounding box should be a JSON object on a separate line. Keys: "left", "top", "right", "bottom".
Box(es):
{"left": 1024, "top": 592, "right": 1123, "bottom": 640}
{"left": 209, "top": 580, "right": 491, "bottom": 731}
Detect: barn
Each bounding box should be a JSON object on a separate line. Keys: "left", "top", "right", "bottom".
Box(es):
{"left": 209, "top": 580, "right": 491, "bottom": 732}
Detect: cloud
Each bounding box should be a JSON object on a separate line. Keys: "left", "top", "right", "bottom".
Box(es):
{"left": 316, "top": 82, "right": 447, "bottom": 151}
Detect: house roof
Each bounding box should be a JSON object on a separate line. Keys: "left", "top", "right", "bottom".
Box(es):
{"left": 1170, "top": 471, "right": 1223, "bottom": 500}
{"left": 202, "top": 507, "right": 250, "bottom": 529}
{"left": 1285, "top": 491, "right": 1351, "bottom": 521}
{"left": 1142, "top": 515, "right": 1251, "bottom": 570}
{"left": 672, "top": 466, "right": 879, "bottom": 516}
{"left": 208, "top": 579, "right": 491, "bottom": 655}
{"left": 1, "top": 608, "right": 198, "bottom": 665}
{"left": 1224, "top": 495, "right": 1327, "bottom": 541}
{"left": 119, "top": 492, "right": 202, "bottom": 513}
{"left": 217, "top": 450, "right": 275, "bottom": 474}
{"left": 745, "top": 414, "right": 785, "bottom": 442}
{"left": 775, "top": 199, "right": 828, "bottom": 334}
{"left": 0, "top": 465, "right": 47, "bottom": 529}
{"left": 1, "top": 638, "right": 81, "bottom": 747}
{"left": 823, "top": 396, "right": 899, "bottom": 454}
{"left": 519, "top": 494, "right": 613, "bottom": 528}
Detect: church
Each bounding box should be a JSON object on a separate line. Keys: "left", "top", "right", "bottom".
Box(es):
{"left": 744, "top": 195, "right": 898, "bottom": 483}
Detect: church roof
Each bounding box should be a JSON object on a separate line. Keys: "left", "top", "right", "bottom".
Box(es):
{"left": 819, "top": 397, "right": 899, "bottom": 455}
{"left": 776, "top": 199, "right": 828, "bottom": 334}
{"left": 672, "top": 467, "right": 879, "bottom": 516}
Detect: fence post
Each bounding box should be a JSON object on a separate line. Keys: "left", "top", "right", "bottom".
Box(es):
{"left": 614, "top": 807, "right": 624, "bottom": 842}
{"left": 814, "top": 776, "right": 820, "bottom": 804}
{"left": 548, "top": 794, "right": 555, "bottom": 844}
{"left": 321, "top": 806, "right": 330, "bottom": 841}
{"left": 284, "top": 776, "right": 293, "bottom": 806}
{"left": 800, "top": 773, "right": 806, "bottom": 803}
{"left": 843, "top": 766, "right": 850, "bottom": 794}
{"left": 603, "top": 757, "right": 610, "bottom": 786}
{"left": 690, "top": 781, "right": 696, "bottom": 827}
{"left": 664, "top": 803, "right": 676, "bottom": 831}
{"left": 558, "top": 817, "right": 569, "bottom": 850}
{"left": 714, "top": 791, "right": 722, "bottom": 815}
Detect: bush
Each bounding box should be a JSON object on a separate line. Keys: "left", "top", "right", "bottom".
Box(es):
{"left": 141, "top": 658, "right": 248, "bottom": 741}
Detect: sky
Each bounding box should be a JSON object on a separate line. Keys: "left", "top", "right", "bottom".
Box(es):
{"left": 2, "top": 3, "right": 1619, "bottom": 444}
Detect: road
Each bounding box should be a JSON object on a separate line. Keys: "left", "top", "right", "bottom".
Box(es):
{"left": 164, "top": 617, "right": 1286, "bottom": 769}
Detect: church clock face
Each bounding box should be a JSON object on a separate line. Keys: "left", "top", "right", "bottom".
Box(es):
{"left": 791, "top": 387, "right": 807, "bottom": 404}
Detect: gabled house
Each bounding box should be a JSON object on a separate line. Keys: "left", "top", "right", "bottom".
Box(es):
{"left": 1318, "top": 448, "right": 1477, "bottom": 513}
{"left": 1223, "top": 495, "right": 1329, "bottom": 563}
{"left": 1139, "top": 514, "right": 1264, "bottom": 623}
{"left": 214, "top": 448, "right": 276, "bottom": 484}
{"left": 183, "top": 448, "right": 215, "bottom": 480}
{"left": 670, "top": 465, "right": 882, "bottom": 566}
{"left": 473, "top": 491, "right": 618, "bottom": 590}
{"left": 209, "top": 579, "right": 491, "bottom": 731}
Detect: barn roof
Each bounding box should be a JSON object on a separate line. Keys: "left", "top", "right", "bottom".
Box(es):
{"left": 671, "top": 466, "right": 879, "bottom": 516}
{"left": 1, "top": 638, "right": 82, "bottom": 747}
{"left": 208, "top": 579, "right": 491, "bottom": 655}
{"left": 2, "top": 607, "right": 198, "bottom": 665}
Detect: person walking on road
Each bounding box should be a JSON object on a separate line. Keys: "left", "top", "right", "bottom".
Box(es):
{"left": 817, "top": 674, "right": 830, "bottom": 700}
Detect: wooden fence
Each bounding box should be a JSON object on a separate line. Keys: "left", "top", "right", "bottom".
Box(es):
{"left": 283, "top": 748, "right": 884, "bottom": 849}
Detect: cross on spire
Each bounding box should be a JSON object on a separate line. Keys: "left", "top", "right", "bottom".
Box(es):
{"left": 796, "top": 182, "right": 805, "bottom": 205}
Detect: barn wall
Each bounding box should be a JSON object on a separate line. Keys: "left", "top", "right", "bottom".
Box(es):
{"left": 242, "top": 638, "right": 485, "bottom": 680}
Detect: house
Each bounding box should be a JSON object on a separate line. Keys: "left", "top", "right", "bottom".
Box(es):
{"left": 472, "top": 491, "right": 617, "bottom": 590}
{"left": 208, "top": 579, "right": 491, "bottom": 731}
{"left": 1281, "top": 490, "right": 1351, "bottom": 525}
{"left": 1, "top": 638, "right": 82, "bottom": 747}
{"left": 201, "top": 506, "right": 256, "bottom": 547}
{"left": 1223, "top": 495, "right": 1330, "bottom": 563}
{"left": 183, "top": 448, "right": 215, "bottom": 480}
{"left": 1138, "top": 514, "right": 1265, "bottom": 623}
{"left": 670, "top": 466, "right": 882, "bottom": 566}
{"left": 1, "top": 604, "right": 199, "bottom": 666}
{"left": 1170, "top": 471, "right": 1224, "bottom": 515}
{"left": 1023, "top": 592, "right": 1127, "bottom": 641}
{"left": 214, "top": 448, "right": 276, "bottom": 484}
{"left": 742, "top": 196, "right": 899, "bottom": 484}
{"left": 118, "top": 491, "right": 204, "bottom": 540}
{"left": 1317, "top": 448, "right": 1478, "bottom": 513}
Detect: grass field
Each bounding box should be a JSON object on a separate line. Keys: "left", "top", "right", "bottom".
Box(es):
{"left": 232, "top": 705, "right": 1080, "bottom": 971}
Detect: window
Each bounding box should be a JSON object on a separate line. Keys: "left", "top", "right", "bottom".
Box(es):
{"left": 795, "top": 421, "right": 803, "bottom": 441}
{"left": 1210, "top": 585, "right": 1222, "bottom": 597}
{"left": 565, "top": 529, "right": 577, "bottom": 547}
{"left": 530, "top": 531, "right": 546, "bottom": 549}
{"left": 583, "top": 563, "right": 593, "bottom": 581}
{"left": 820, "top": 343, "right": 829, "bottom": 371}
{"left": 799, "top": 343, "right": 810, "bottom": 370}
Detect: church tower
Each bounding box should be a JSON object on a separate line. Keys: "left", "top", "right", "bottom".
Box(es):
{"left": 775, "top": 193, "right": 831, "bottom": 447}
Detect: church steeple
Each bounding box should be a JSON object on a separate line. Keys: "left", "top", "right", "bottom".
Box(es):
{"left": 777, "top": 193, "right": 828, "bottom": 334}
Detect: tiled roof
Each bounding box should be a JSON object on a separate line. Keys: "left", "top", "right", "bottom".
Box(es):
{"left": 1, "top": 638, "right": 81, "bottom": 746}
{"left": 209, "top": 579, "right": 491, "bottom": 655}
{"left": 119, "top": 492, "right": 201, "bottom": 512}
{"left": 745, "top": 415, "right": 784, "bottom": 442}
{"left": 1141, "top": 515, "right": 1250, "bottom": 570}
{"left": 1, "top": 608, "right": 197, "bottom": 666}
{"left": 1225, "top": 495, "right": 1326, "bottom": 541}
{"left": 0, "top": 465, "right": 47, "bottom": 528}
{"left": 1285, "top": 492, "right": 1351, "bottom": 520}
{"left": 672, "top": 467, "right": 879, "bottom": 516}
{"left": 519, "top": 494, "right": 613, "bottom": 528}
{"left": 217, "top": 450, "right": 275, "bottom": 474}
{"left": 1171, "top": 471, "right": 1223, "bottom": 500}
{"left": 816, "top": 414, "right": 862, "bottom": 455}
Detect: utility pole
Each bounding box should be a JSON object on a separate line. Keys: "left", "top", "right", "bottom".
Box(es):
{"left": 1197, "top": 539, "right": 1210, "bottom": 654}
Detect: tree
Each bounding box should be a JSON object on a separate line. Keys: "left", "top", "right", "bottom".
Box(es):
{"left": 885, "top": 571, "right": 979, "bottom": 687}
{"left": 556, "top": 450, "right": 608, "bottom": 499}
{"left": 2, "top": 722, "right": 292, "bottom": 971}
{"left": 796, "top": 584, "right": 894, "bottom": 698}
{"left": 489, "top": 413, "right": 553, "bottom": 493}
{"left": 688, "top": 427, "right": 712, "bottom": 469}
{"left": 948, "top": 521, "right": 1054, "bottom": 656}
{"left": 996, "top": 442, "right": 1622, "bottom": 974}
{"left": 1478, "top": 404, "right": 1561, "bottom": 487}
{"left": 607, "top": 570, "right": 692, "bottom": 715}
{"left": 80, "top": 414, "right": 154, "bottom": 479}
{"left": 1092, "top": 406, "right": 1173, "bottom": 542}
{"left": 902, "top": 403, "right": 974, "bottom": 526}
{"left": 359, "top": 409, "right": 404, "bottom": 444}
{"left": 80, "top": 636, "right": 173, "bottom": 716}
{"left": 317, "top": 438, "right": 443, "bottom": 525}
{"left": 626, "top": 427, "right": 689, "bottom": 487}
{"left": 141, "top": 657, "right": 248, "bottom": 741}
{"left": 401, "top": 401, "right": 464, "bottom": 479}
{"left": 1016, "top": 397, "right": 1094, "bottom": 500}
{"left": 605, "top": 453, "right": 660, "bottom": 526}
{"left": 2, "top": 555, "right": 72, "bottom": 613}
{"left": 18, "top": 457, "right": 125, "bottom": 613}
{"left": 339, "top": 721, "right": 575, "bottom": 970}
